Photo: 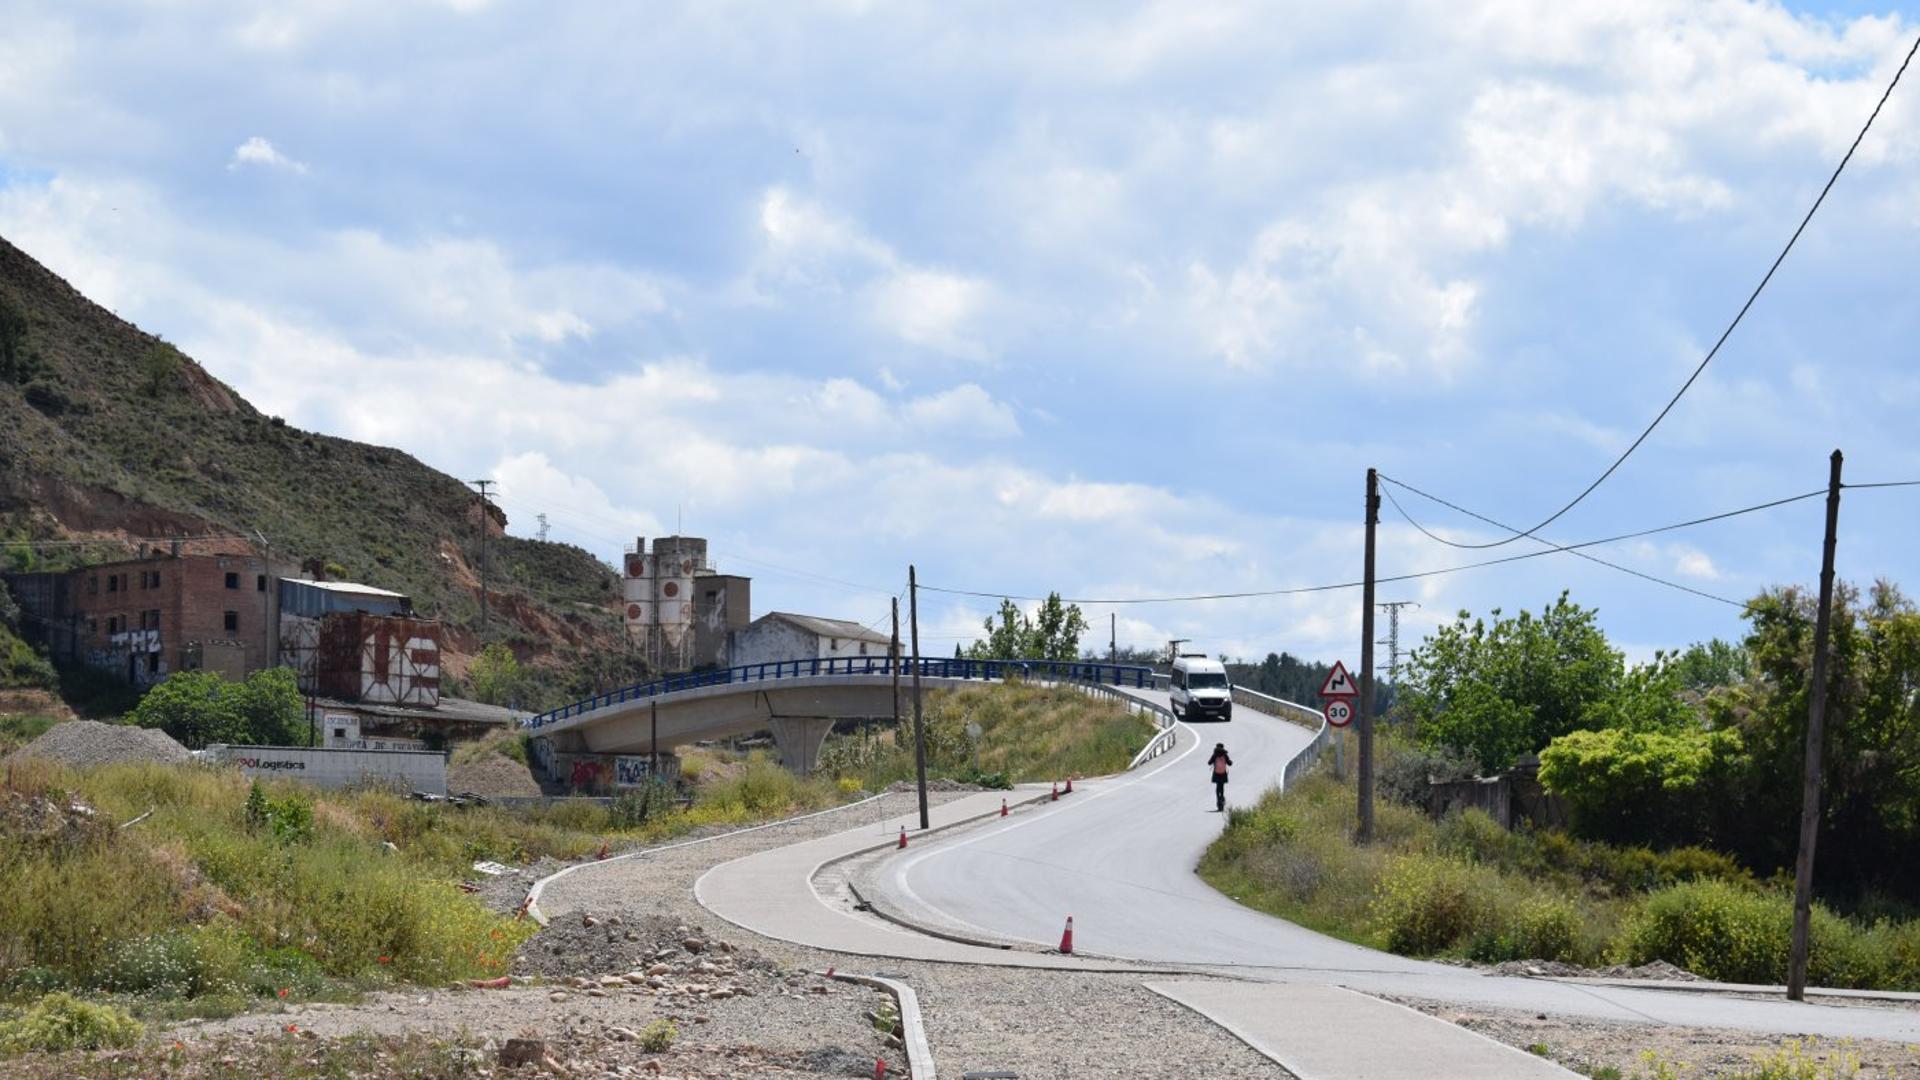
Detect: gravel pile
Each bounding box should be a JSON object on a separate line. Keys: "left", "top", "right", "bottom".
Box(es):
{"left": 15, "top": 720, "right": 190, "bottom": 767}
{"left": 513, "top": 910, "right": 774, "bottom": 981}
{"left": 1486, "top": 958, "right": 1703, "bottom": 981}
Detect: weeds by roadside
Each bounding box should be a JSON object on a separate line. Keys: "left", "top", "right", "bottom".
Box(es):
{"left": 1200, "top": 763, "right": 1920, "bottom": 990}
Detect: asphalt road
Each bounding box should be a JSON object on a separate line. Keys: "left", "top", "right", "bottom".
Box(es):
{"left": 873, "top": 691, "right": 1920, "bottom": 1041}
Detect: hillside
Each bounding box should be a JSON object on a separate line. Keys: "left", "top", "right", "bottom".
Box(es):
{"left": 0, "top": 235, "right": 639, "bottom": 703}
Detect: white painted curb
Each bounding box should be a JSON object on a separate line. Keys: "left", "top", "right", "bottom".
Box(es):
{"left": 523, "top": 791, "right": 889, "bottom": 925}
{"left": 823, "top": 970, "right": 936, "bottom": 1080}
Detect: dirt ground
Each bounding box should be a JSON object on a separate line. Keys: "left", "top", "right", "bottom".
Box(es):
{"left": 1393, "top": 993, "right": 1920, "bottom": 1078}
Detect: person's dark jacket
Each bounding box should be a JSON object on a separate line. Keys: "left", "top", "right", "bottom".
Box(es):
{"left": 1208, "top": 747, "right": 1232, "bottom": 784}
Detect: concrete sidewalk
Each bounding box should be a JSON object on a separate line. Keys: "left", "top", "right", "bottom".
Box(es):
{"left": 694, "top": 786, "right": 1148, "bottom": 970}
{"left": 1147, "top": 981, "right": 1581, "bottom": 1080}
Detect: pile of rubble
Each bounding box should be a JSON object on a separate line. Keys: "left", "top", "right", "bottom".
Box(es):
{"left": 0, "top": 789, "right": 109, "bottom": 849}
{"left": 14, "top": 719, "right": 190, "bottom": 768}
{"left": 1487, "top": 958, "right": 1703, "bottom": 981}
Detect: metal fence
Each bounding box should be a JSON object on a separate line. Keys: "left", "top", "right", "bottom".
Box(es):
{"left": 1229, "top": 685, "right": 1332, "bottom": 792}
{"left": 524, "top": 656, "right": 1158, "bottom": 731}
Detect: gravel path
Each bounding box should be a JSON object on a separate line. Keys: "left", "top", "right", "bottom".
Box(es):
{"left": 1390, "top": 993, "right": 1920, "bottom": 1078}
{"left": 540, "top": 791, "right": 1294, "bottom": 1077}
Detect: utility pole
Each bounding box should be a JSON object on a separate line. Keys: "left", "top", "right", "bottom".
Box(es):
{"left": 536, "top": 513, "right": 550, "bottom": 543}
{"left": 891, "top": 597, "right": 902, "bottom": 746}
{"left": 471, "top": 479, "right": 495, "bottom": 639}
{"left": 909, "top": 566, "right": 929, "bottom": 830}
{"left": 1110, "top": 613, "right": 1117, "bottom": 663}
{"left": 1788, "top": 450, "right": 1844, "bottom": 1001}
{"left": 1376, "top": 601, "right": 1418, "bottom": 684}
{"left": 650, "top": 699, "right": 659, "bottom": 778}
{"left": 1358, "top": 468, "right": 1380, "bottom": 843}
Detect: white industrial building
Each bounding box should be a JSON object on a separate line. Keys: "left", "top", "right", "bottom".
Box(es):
{"left": 728, "top": 612, "right": 893, "bottom": 668}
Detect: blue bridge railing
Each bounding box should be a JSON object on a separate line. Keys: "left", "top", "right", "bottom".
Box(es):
{"left": 522, "top": 657, "right": 1157, "bottom": 731}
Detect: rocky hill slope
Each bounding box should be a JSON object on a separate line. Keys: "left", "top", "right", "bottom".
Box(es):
{"left": 0, "top": 234, "right": 639, "bottom": 703}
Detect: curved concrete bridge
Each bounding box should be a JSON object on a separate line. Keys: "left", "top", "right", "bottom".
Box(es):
{"left": 521, "top": 658, "right": 1157, "bottom": 772}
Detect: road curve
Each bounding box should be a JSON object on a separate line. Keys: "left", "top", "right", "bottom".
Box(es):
{"left": 871, "top": 691, "right": 1920, "bottom": 1042}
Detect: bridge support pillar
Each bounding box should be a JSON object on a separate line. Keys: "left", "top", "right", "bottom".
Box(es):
{"left": 767, "top": 716, "right": 836, "bottom": 774}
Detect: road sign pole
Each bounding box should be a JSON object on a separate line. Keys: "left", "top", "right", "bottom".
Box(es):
{"left": 1358, "top": 468, "right": 1380, "bottom": 843}
{"left": 1788, "top": 450, "right": 1844, "bottom": 1001}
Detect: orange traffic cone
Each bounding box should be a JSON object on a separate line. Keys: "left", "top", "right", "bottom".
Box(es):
{"left": 1064, "top": 777, "right": 1074, "bottom": 794}
{"left": 1050, "top": 782, "right": 1059, "bottom": 801}
{"left": 897, "top": 826, "right": 908, "bottom": 849}
{"left": 1059, "top": 915, "right": 1074, "bottom": 954}
{"left": 1000, "top": 798, "right": 1008, "bottom": 817}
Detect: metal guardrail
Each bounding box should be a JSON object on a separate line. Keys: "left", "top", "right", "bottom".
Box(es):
{"left": 1142, "top": 676, "right": 1330, "bottom": 785}
{"left": 1230, "top": 686, "right": 1332, "bottom": 791}
{"left": 524, "top": 657, "right": 1158, "bottom": 731}
{"left": 1066, "top": 681, "right": 1176, "bottom": 769}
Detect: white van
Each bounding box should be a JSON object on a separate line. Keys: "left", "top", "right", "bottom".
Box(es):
{"left": 1170, "top": 654, "right": 1233, "bottom": 722}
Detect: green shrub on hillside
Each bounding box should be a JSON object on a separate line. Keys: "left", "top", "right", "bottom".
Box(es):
{"left": 0, "top": 993, "right": 142, "bottom": 1055}
{"left": 1371, "top": 853, "right": 1502, "bottom": 955}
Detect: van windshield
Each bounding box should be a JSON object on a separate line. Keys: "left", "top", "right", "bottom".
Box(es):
{"left": 1186, "top": 672, "right": 1229, "bottom": 689}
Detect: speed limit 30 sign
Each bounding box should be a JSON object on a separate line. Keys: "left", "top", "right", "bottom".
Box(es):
{"left": 1324, "top": 698, "right": 1355, "bottom": 728}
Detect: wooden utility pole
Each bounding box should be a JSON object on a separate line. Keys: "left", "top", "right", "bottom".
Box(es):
{"left": 909, "top": 567, "right": 930, "bottom": 830}
{"left": 1110, "top": 613, "right": 1117, "bottom": 663}
{"left": 891, "top": 597, "right": 902, "bottom": 743}
{"left": 1788, "top": 449, "right": 1844, "bottom": 1001}
{"left": 1358, "top": 468, "right": 1380, "bottom": 843}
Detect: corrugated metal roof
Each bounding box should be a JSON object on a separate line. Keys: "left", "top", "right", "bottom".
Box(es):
{"left": 762, "top": 611, "right": 892, "bottom": 645}
{"left": 287, "top": 579, "right": 407, "bottom": 599}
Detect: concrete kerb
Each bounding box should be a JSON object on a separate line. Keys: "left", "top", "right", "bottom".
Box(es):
{"left": 522, "top": 791, "right": 890, "bottom": 926}
{"left": 1548, "top": 975, "right": 1920, "bottom": 1004}
{"left": 820, "top": 971, "right": 937, "bottom": 1080}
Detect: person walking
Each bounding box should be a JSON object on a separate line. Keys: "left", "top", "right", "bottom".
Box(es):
{"left": 1208, "top": 742, "right": 1232, "bottom": 812}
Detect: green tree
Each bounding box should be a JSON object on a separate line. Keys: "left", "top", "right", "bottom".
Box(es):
{"left": 226, "top": 666, "right": 307, "bottom": 745}
{"left": 129, "top": 668, "right": 312, "bottom": 747}
{"left": 469, "top": 642, "right": 527, "bottom": 706}
{"left": 130, "top": 670, "right": 239, "bottom": 747}
{"left": 1539, "top": 726, "right": 1746, "bottom": 846}
{"left": 1399, "top": 592, "right": 1622, "bottom": 772}
{"left": 1671, "top": 638, "right": 1750, "bottom": 692}
{"left": 137, "top": 342, "right": 183, "bottom": 395}
{"left": 1707, "top": 582, "right": 1920, "bottom": 896}
{"left": 964, "top": 594, "right": 1089, "bottom": 661}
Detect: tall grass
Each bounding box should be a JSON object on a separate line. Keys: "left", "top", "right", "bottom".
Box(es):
{"left": 818, "top": 681, "right": 1155, "bottom": 791}
{"left": 1199, "top": 762, "right": 1920, "bottom": 989}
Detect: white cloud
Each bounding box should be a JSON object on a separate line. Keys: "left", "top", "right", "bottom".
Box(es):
{"left": 903, "top": 383, "right": 1019, "bottom": 438}
{"left": 228, "top": 136, "right": 307, "bottom": 174}
{"left": 753, "top": 186, "right": 996, "bottom": 360}
{"left": 1672, "top": 547, "right": 1720, "bottom": 581}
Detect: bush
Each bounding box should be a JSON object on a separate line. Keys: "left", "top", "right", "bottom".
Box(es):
{"left": 1621, "top": 880, "right": 1782, "bottom": 983}
{"left": 638, "top": 1018, "right": 676, "bottom": 1053}
{"left": 0, "top": 992, "right": 143, "bottom": 1055}
{"left": 128, "top": 669, "right": 309, "bottom": 748}
{"left": 1372, "top": 854, "right": 1500, "bottom": 955}
{"left": 1538, "top": 726, "right": 1745, "bottom": 847}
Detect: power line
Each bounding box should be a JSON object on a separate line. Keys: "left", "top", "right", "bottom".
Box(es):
{"left": 1842, "top": 479, "right": 1920, "bottom": 490}
{"left": 1378, "top": 480, "right": 1751, "bottom": 610}
{"left": 0, "top": 533, "right": 258, "bottom": 549}
{"left": 921, "top": 487, "right": 1828, "bottom": 605}
{"left": 1382, "top": 28, "right": 1920, "bottom": 551}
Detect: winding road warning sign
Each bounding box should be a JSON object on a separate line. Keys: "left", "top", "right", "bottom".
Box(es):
{"left": 1319, "top": 661, "right": 1357, "bottom": 699}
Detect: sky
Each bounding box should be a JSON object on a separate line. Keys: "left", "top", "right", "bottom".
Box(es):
{"left": 2, "top": 0, "right": 1918, "bottom": 671}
